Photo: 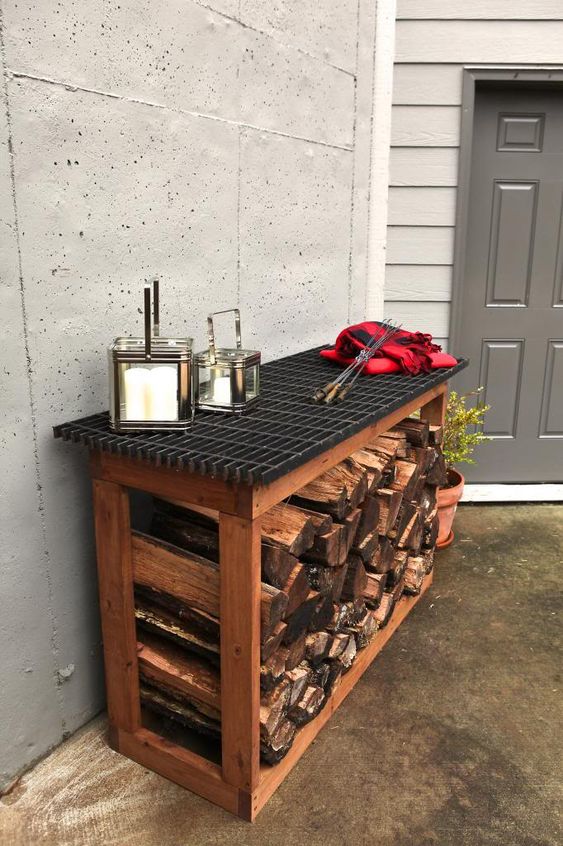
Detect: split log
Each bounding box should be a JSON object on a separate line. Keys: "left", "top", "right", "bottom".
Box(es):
{"left": 282, "top": 591, "right": 320, "bottom": 644}
{"left": 388, "top": 549, "right": 408, "bottom": 586}
{"left": 260, "top": 650, "right": 286, "bottom": 692}
{"left": 289, "top": 685, "right": 325, "bottom": 726}
{"left": 324, "top": 662, "right": 343, "bottom": 696}
{"left": 137, "top": 632, "right": 220, "bottom": 713}
{"left": 363, "top": 572, "right": 387, "bottom": 608}
{"left": 261, "top": 503, "right": 316, "bottom": 556}
{"left": 404, "top": 556, "right": 425, "bottom": 595}
{"left": 135, "top": 585, "right": 220, "bottom": 642}
{"left": 366, "top": 435, "right": 399, "bottom": 461}
{"left": 423, "top": 512, "right": 440, "bottom": 549}
{"left": 354, "top": 495, "right": 380, "bottom": 546}
{"left": 309, "top": 593, "right": 335, "bottom": 632}
{"left": 327, "top": 603, "right": 352, "bottom": 634}
{"left": 373, "top": 593, "right": 394, "bottom": 627}
{"left": 350, "top": 449, "right": 387, "bottom": 491}
{"left": 261, "top": 547, "right": 301, "bottom": 590}
{"left": 422, "top": 547, "right": 435, "bottom": 574}
{"left": 282, "top": 563, "right": 311, "bottom": 616}
{"left": 375, "top": 488, "right": 403, "bottom": 535}
{"left": 132, "top": 531, "right": 288, "bottom": 641}
{"left": 429, "top": 424, "right": 443, "bottom": 445}
{"left": 419, "top": 484, "right": 438, "bottom": 520}
{"left": 303, "top": 561, "right": 348, "bottom": 601}
{"left": 140, "top": 683, "right": 220, "bottom": 738}
{"left": 261, "top": 622, "right": 287, "bottom": 663}
{"left": 135, "top": 599, "right": 219, "bottom": 663}
{"left": 390, "top": 460, "right": 421, "bottom": 501}
{"left": 342, "top": 508, "right": 362, "bottom": 554}
{"left": 426, "top": 450, "right": 448, "bottom": 487}
{"left": 302, "top": 523, "right": 349, "bottom": 566}
{"left": 341, "top": 554, "right": 368, "bottom": 601}
{"left": 396, "top": 417, "right": 430, "bottom": 447}
{"left": 332, "top": 457, "right": 369, "bottom": 510}
{"left": 286, "top": 665, "right": 311, "bottom": 708}
{"left": 278, "top": 634, "right": 307, "bottom": 671}
{"left": 346, "top": 610, "right": 379, "bottom": 649}
{"left": 260, "top": 719, "right": 296, "bottom": 765}
{"left": 291, "top": 506, "right": 333, "bottom": 536}
{"left": 338, "top": 635, "right": 357, "bottom": 671}
{"left": 381, "top": 461, "right": 397, "bottom": 488}
{"left": 390, "top": 577, "right": 405, "bottom": 603}
{"left": 260, "top": 679, "right": 291, "bottom": 741}
{"left": 368, "top": 536, "right": 395, "bottom": 574}
{"left": 351, "top": 528, "right": 379, "bottom": 564}
{"left": 310, "top": 662, "right": 330, "bottom": 690}
{"left": 290, "top": 474, "right": 349, "bottom": 519}
{"left": 405, "top": 446, "right": 433, "bottom": 474}
{"left": 305, "top": 631, "right": 332, "bottom": 665}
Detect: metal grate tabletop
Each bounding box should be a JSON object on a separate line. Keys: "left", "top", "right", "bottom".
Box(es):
{"left": 54, "top": 347, "right": 468, "bottom": 486}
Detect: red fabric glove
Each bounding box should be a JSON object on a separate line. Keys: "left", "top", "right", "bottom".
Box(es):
{"left": 320, "top": 321, "right": 458, "bottom": 375}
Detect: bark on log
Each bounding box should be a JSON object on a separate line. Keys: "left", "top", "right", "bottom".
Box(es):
{"left": 286, "top": 665, "right": 311, "bottom": 708}
{"left": 368, "top": 536, "right": 396, "bottom": 574}
{"left": 140, "top": 683, "right": 220, "bottom": 738}
{"left": 260, "top": 678, "right": 291, "bottom": 741}
{"left": 278, "top": 634, "right": 307, "bottom": 671}
{"left": 260, "top": 719, "right": 296, "bottom": 765}
{"left": 363, "top": 572, "right": 387, "bottom": 608}
{"left": 288, "top": 685, "right": 325, "bottom": 726}
{"left": 282, "top": 590, "right": 320, "bottom": 644}
{"left": 132, "top": 531, "right": 287, "bottom": 641}
{"left": 396, "top": 417, "right": 430, "bottom": 447}
{"left": 305, "top": 631, "right": 332, "bottom": 665}
{"left": 346, "top": 610, "right": 379, "bottom": 649}
{"left": 404, "top": 556, "right": 425, "bottom": 595}
{"left": 309, "top": 593, "right": 335, "bottom": 632}
{"left": 260, "top": 650, "right": 286, "bottom": 692}
{"left": 135, "top": 599, "right": 219, "bottom": 663}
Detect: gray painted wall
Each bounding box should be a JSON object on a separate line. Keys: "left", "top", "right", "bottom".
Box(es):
{"left": 384, "top": 1, "right": 563, "bottom": 352}
{"left": 0, "top": 0, "right": 379, "bottom": 785}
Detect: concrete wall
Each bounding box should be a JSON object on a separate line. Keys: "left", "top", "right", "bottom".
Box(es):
{"left": 0, "top": 0, "right": 381, "bottom": 785}
{"left": 384, "top": 0, "right": 563, "bottom": 351}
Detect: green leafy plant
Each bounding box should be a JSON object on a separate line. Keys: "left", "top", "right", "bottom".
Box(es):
{"left": 442, "top": 388, "right": 490, "bottom": 471}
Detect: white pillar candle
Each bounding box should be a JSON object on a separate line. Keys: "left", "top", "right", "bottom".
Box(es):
{"left": 212, "top": 374, "right": 231, "bottom": 406}
{"left": 147, "top": 366, "right": 178, "bottom": 420}
{"left": 124, "top": 367, "right": 149, "bottom": 420}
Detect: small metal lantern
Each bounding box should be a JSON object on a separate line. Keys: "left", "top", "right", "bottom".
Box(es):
{"left": 109, "top": 278, "right": 193, "bottom": 432}
{"left": 194, "top": 309, "right": 260, "bottom": 413}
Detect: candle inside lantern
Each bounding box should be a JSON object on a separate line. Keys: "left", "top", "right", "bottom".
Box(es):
{"left": 147, "top": 366, "right": 178, "bottom": 420}
{"left": 212, "top": 374, "right": 231, "bottom": 406}
{"left": 124, "top": 367, "right": 149, "bottom": 420}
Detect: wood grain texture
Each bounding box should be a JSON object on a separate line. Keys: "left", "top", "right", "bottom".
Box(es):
{"left": 219, "top": 514, "right": 261, "bottom": 792}
{"left": 396, "top": 21, "right": 563, "bottom": 63}
{"left": 392, "top": 106, "right": 460, "bottom": 147}
{"left": 385, "top": 264, "right": 452, "bottom": 301}
{"left": 91, "top": 479, "right": 140, "bottom": 732}
{"left": 397, "top": 1, "right": 563, "bottom": 20}
{"left": 387, "top": 226, "right": 455, "bottom": 265}
{"left": 90, "top": 451, "right": 254, "bottom": 517}
{"left": 393, "top": 64, "right": 462, "bottom": 105}
{"left": 384, "top": 301, "right": 450, "bottom": 338}
{"left": 116, "top": 727, "right": 240, "bottom": 815}
{"left": 388, "top": 187, "right": 457, "bottom": 227}
{"left": 420, "top": 390, "right": 448, "bottom": 427}
{"left": 390, "top": 148, "right": 458, "bottom": 187}
{"left": 137, "top": 635, "right": 220, "bottom": 711}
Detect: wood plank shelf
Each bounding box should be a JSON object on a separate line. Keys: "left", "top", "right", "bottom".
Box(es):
{"left": 54, "top": 347, "right": 462, "bottom": 820}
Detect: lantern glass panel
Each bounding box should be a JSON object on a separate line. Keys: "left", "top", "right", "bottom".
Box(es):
{"left": 246, "top": 363, "right": 259, "bottom": 402}
{"left": 198, "top": 363, "right": 233, "bottom": 408}
{"left": 117, "top": 361, "right": 179, "bottom": 423}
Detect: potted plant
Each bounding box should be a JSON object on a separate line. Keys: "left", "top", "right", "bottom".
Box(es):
{"left": 437, "top": 388, "right": 489, "bottom": 548}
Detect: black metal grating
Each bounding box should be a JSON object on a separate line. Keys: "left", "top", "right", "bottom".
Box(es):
{"left": 54, "top": 347, "right": 468, "bottom": 486}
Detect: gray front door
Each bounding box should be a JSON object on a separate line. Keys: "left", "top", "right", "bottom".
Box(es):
{"left": 455, "top": 85, "right": 563, "bottom": 483}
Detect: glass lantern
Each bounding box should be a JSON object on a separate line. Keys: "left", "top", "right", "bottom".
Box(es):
{"left": 194, "top": 309, "right": 260, "bottom": 413}
{"left": 108, "top": 279, "right": 193, "bottom": 432}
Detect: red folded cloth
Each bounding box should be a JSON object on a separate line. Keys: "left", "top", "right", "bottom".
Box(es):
{"left": 320, "top": 321, "right": 457, "bottom": 375}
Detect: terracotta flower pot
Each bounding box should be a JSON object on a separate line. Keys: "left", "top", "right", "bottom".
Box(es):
{"left": 436, "top": 468, "right": 464, "bottom": 549}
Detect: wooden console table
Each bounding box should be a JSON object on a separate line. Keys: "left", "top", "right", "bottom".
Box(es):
{"left": 54, "top": 347, "right": 467, "bottom": 820}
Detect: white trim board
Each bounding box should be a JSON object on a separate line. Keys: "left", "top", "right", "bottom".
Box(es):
{"left": 462, "top": 484, "right": 563, "bottom": 503}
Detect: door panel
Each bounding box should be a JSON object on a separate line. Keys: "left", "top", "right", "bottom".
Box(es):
{"left": 478, "top": 340, "right": 524, "bottom": 437}
{"left": 539, "top": 341, "right": 563, "bottom": 438}
{"left": 486, "top": 181, "right": 537, "bottom": 306}
{"left": 455, "top": 85, "right": 563, "bottom": 482}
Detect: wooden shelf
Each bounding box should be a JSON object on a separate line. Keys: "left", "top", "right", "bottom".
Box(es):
{"left": 88, "top": 383, "right": 447, "bottom": 821}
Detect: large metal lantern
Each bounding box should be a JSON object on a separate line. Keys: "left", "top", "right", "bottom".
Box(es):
{"left": 194, "top": 309, "right": 260, "bottom": 413}
{"left": 108, "top": 279, "right": 193, "bottom": 432}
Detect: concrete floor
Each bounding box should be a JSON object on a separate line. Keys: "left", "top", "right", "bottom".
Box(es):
{"left": 1, "top": 504, "right": 562, "bottom": 846}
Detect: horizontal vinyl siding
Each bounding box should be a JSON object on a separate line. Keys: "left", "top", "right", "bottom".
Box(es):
{"left": 387, "top": 226, "right": 454, "bottom": 265}
{"left": 397, "top": 1, "right": 563, "bottom": 20}
{"left": 391, "top": 106, "right": 460, "bottom": 146}
{"left": 388, "top": 187, "right": 457, "bottom": 226}
{"left": 393, "top": 65, "right": 462, "bottom": 105}
{"left": 395, "top": 21, "right": 563, "bottom": 63}
{"left": 385, "top": 12, "right": 563, "bottom": 344}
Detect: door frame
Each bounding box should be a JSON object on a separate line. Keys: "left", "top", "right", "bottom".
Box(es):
{"left": 450, "top": 66, "right": 563, "bottom": 500}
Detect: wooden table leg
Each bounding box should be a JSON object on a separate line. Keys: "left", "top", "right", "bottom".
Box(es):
{"left": 92, "top": 479, "right": 141, "bottom": 737}
{"left": 219, "top": 513, "right": 261, "bottom": 800}
{"left": 420, "top": 385, "right": 447, "bottom": 427}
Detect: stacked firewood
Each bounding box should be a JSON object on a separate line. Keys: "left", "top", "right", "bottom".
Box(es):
{"left": 134, "top": 416, "right": 446, "bottom": 764}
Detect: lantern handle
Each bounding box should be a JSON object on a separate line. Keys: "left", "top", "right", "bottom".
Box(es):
{"left": 150, "top": 276, "right": 160, "bottom": 337}
{"left": 207, "top": 308, "right": 242, "bottom": 366}
{"left": 144, "top": 285, "right": 152, "bottom": 361}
